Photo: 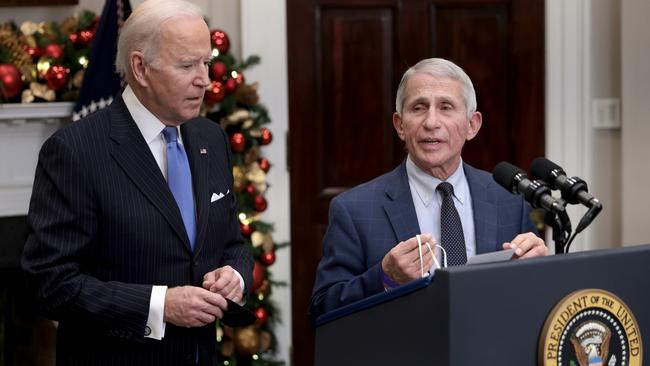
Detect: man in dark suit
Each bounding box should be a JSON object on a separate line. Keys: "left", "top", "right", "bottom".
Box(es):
{"left": 21, "top": 1, "right": 252, "bottom": 364}
{"left": 309, "top": 58, "right": 547, "bottom": 323}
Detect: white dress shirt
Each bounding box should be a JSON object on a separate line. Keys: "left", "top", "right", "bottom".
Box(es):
{"left": 122, "top": 86, "right": 243, "bottom": 340}
{"left": 405, "top": 155, "right": 477, "bottom": 267}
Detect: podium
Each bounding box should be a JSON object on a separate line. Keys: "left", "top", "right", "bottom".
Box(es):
{"left": 315, "top": 244, "right": 650, "bottom": 365}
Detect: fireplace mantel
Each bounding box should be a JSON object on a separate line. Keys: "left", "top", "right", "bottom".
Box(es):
{"left": 0, "top": 102, "right": 72, "bottom": 217}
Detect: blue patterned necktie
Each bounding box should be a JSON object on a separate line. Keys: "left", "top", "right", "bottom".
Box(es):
{"left": 437, "top": 182, "right": 467, "bottom": 266}
{"left": 162, "top": 126, "right": 196, "bottom": 250}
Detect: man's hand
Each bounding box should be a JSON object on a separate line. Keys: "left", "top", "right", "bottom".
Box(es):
{"left": 202, "top": 265, "right": 243, "bottom": 303}
{"left": 163, "top": 286, "right": 227, "bottom": 328}
{"left": 503, "top": 232, "right": 548, "bottom": 259}
{"left": 381, "top": 234, "right": 434, "bottom": 285}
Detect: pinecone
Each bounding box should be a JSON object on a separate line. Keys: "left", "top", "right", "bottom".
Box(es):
{"left": 0, "top": 29, "right": 34, "bottom": 82}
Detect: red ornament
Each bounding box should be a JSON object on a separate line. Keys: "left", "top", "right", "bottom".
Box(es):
{"left": 252, "top": 261, "right": 265, "bottom": 291}
{"left": 260, "top": 128, "right": 273, "bottom": 145}
{"left": 235, "top": 71, "right": 245, "bottom": 85}
{"left": 230, "top": 132, "right": 246, "bottom": 153}
{"left": 253, "top": 195, "right": 267, "bottom": 212}
{"left": 224, "top": 78, "right": 237, "bottom": 93}
{"left": 204, "top": 80, "right": 225, "bottom": 104}
{"left": 44, "top": 44, "right": 64, "bottom": 60}
{"left": 245, "top": 184, "right": 256, "bottom": 197}
{"left": 260, "top": 251, "right": 276, "bottom": 266}
{"left": 210, "top": 61, "right": 227, "bottom": 80}
{"left": 210, "top": 29, "right": 230, "bottom": 54}
{"left": 240, "top": 223, "right": 253, "bottom": 237}
{"left": 258, "top": 158, "right": 270, "bottom": 173}
{"left": 44, "top": 65, "right": 70, "bottom": 91}
{"left": 0, "top": 64, "right": 23, "bottom": 99}
{"left": 23, "top": 45, "right": 42, "bottom": 60}
{"left": 254, "top": 307, "right": 268, "bottom": 325}
{"left": 77, "top": 29, "right": 95, "bottom": 45}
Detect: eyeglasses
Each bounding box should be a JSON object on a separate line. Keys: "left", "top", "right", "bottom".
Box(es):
{"left": 416, "top": 234, "right": 448, "bottom": 278}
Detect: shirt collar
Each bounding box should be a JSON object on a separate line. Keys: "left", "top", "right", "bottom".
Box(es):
{"left": 122, "top": 85, "right": 180, "bottom": 144}
{"left": 405, "top": 155, "right": 467, "bottom": 207}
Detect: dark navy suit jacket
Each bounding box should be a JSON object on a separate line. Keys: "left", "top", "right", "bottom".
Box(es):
{"left": 22, "top": 96, "right": 253, "bottom": 365}
{"left": 309, "top": 161, "right": 538, "bottom": 323}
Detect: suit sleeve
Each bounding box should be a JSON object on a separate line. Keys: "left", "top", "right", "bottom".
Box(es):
{"left": 21, "top": 135, "right": 151, "bottom": 340}
{"left": 308, "top": 197, "right": 385, "bottom": 325}
{"left": 214, "top": 126, "right": 253, "bottom": 294}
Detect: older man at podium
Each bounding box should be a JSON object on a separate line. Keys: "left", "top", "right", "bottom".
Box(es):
{"left": 310, "top": 58, "right": 547, "bottom": 323}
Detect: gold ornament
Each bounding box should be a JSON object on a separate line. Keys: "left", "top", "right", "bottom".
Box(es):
{"left": 233, "top": 166, "right": 246, "bottom": 192}
{"left": 29, "top": 82, "right": 55, "bottom": 102}
{"left": 21, "top": 89, "right": 34, "bottom": 103}
{"left": 233, "top": 326, "right": 260, "bottom": 355}
{"left": 220, "top": 340, "right": 235, "bottom": 358}
{"left": 262, "top": 232, "right": 274, "bottom": 253}
{"left": 223, "top": 325, "right": 235, "bottom": 339}
{"left": 248, "top": 128, "right": 263, "bottom": 138}
{"left": 251, "top": 231, "right": 264, "bottom": 248}
{"left": 259, "top": 331, "right": 272, "bottom": 353}
{"left": 244, "top": 147, "right": 261, "bottom": 165}
{"left": 245, "top": 162, "right": 266, "bottom": 184}
{"left": 254, "top": 181, "right": 267, "bottom": 194}
{"left": 19, "top": 21, "right": 45, "bottom": 36}
{"left": 235, "top": 82, "right": 260, "bottom": 106}
{"left": 72, "top": 70, "right": 85, "bottom": 89}
{"left": 221, "top": 109, "right": 251, "bottom": 128}
{"left": 0, "top": 29, "right": 33, "bottom": 82}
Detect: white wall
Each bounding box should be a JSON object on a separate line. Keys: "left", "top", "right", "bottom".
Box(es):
{"left": 621, "top": 0, "right": 650, "bottom": 246}
{"left": 240, "top": 2, "right": 292, "bottom": 363}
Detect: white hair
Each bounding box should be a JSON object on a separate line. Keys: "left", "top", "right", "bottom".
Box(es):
{"left": 395, "top": 58, "right": 477, "bottom": 118}
{"left": 115, "top": 0, "right": 205, "bottom": 80}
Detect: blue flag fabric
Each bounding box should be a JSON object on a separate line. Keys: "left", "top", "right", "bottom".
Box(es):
{"left": 73, "top": 0, "right": 132, "bottom": 121}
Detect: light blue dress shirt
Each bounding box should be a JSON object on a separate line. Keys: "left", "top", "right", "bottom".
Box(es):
{"left": 405, "top": 155, "right": 477, "bottom": 265}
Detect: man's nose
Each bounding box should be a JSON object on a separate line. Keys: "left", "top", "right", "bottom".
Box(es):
{"left": 423, "top": 110, "right": 441, "bottom": 129}
{"left": 197, "top": 66, "right": 210, "bottom": 87}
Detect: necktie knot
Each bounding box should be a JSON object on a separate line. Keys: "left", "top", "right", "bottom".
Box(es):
{"left": 162, "top": 126, "right": 178, "bottom": 144}
{"left": 437, "top": 182, "right": 454, "bottom": 197}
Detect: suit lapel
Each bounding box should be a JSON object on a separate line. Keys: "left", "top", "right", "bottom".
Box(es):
{"left": 464, "top": 163, "right": 498, "bottom": 254}
{"left": 181, "top": 121, "right": 210, "bottom": 256}
{"left": 108, "top": 96, "right": 192, "bottom": 252}
{"left": 384, "top": 162, "right": 421, "bottom": 242}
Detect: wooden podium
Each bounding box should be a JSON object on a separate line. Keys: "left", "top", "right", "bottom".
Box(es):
{"left": 315, "top": 244, "right": 650, "bottom": 365}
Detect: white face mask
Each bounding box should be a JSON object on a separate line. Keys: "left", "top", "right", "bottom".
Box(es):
{"left": 416, "top": 234, "right": 448, "bottom": 277}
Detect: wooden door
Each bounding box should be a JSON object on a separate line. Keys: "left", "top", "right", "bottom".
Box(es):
{"left": 287, "top": 1, "right": 544, "bottom": 364}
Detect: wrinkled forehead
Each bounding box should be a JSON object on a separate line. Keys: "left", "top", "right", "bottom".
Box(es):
{"left": 404, "top": 73, "right": 464, "bottom": 102}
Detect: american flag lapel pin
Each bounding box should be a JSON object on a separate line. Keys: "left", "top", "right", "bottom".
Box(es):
{"left": 200, "top": 148, "right": 207, "bottom": 155}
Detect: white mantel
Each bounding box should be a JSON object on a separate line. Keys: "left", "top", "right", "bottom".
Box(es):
{"left": 0, "top": 102, "right": 72, "bottom": 217}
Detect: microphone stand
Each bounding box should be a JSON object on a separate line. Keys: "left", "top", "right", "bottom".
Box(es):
{"left": 543, "top": 198, "right": 571, "bottom": 254}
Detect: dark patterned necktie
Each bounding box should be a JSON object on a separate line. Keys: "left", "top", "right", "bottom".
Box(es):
{"left": 437, "top": 182, "right": 467, "bottom": 266}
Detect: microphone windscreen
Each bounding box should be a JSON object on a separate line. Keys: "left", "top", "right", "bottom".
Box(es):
{"left": 492, "top": 161, "right": 525, "bottom": 191}
{"left": 530, "top": 157, "right": 562, "bottom": 182}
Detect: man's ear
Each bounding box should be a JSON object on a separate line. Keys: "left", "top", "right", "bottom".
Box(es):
{"left": 130, "top": 51, "right": 149, "bottom": 87}
{"left": 466, "top": 111, "right": 482, "bottom": 141}
{"left": 392, "top": 112, "right": 405, "bottom": 141}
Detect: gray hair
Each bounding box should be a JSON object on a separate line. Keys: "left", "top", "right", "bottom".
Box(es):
{"left": 395, "top": 58, "right": 477, "bottom": 118}
{"left": 115, "top": 0, "right": 205, "bottom": 80}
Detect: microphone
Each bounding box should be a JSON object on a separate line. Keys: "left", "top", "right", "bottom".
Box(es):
{"left": 530, "top": 157, "right": 602, "bottom": 233}
{"left": 530, "top": 157, "right": 600, "bottom": 207}
{"left": 492, "top": 161, "right": 566, "bottom": 214}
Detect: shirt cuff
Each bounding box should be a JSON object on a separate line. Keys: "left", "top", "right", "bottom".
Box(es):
{"left": 232, "top": 269, "right": 246, "bottom": 305}
{"left": 145, "top": 285, "right": 167, "bottom": 340}
{"left": 379, "top": 265, "right": 400, "bottom": 290}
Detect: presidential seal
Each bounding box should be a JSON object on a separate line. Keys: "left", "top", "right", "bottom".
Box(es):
{"left": 539, "top": 289, "right": 642, "bottom": 366}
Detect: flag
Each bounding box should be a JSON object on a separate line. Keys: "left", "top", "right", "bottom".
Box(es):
{"left": 73, "top": 0, "right": 132, "bottom": 121}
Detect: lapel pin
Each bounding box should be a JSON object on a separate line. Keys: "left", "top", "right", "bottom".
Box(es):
{"left": 200, "top": 148, "right": 207, "bottom": 155}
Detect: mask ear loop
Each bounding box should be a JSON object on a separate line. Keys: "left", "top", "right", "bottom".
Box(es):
{"left": 416, "top": 235, "right": 425, "bottom": 278}
{"left": 425, "top": 242, "right": 441, "bottom": 270}
{"left": 435, "top": 244, "right": 448, "bottom": 268}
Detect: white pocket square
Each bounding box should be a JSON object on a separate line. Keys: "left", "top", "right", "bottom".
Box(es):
{"left": 210, "top": 190, "right": 230, "bottom": 203}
